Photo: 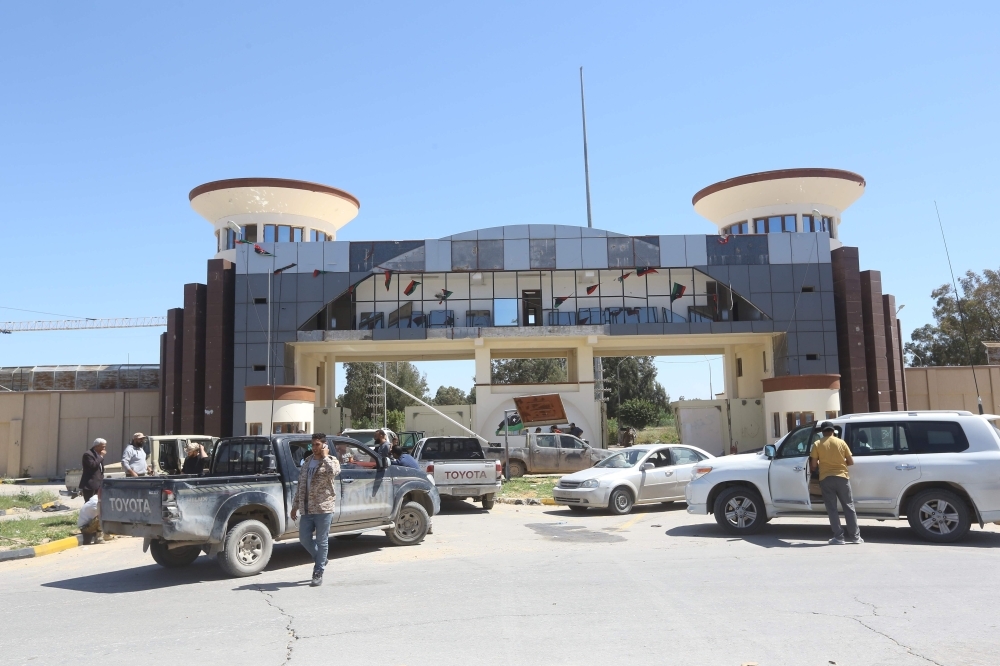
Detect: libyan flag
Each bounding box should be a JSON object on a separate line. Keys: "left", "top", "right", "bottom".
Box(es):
{"left": 435, "top": 290, "right": 453, "bottom": 304}
{"left": 312, "top": 269, "right": 332, "bottom": 278}
{"left": 670, "top": 282, "right": 687, "bottom": 302}
{"left": 384, "top": 270, "right": 392, "bottom": 291}
{"left": 253, "top": 244, "right": 272, "bottom": 256}
{"left": 553, "top": 296, "right": 569, "bottom": 309}
{"left": 636, "top": 267, "right": 657, "bottom": 277}
{"left": 616, "top": 272, "right": 632, "bottom": 283}
{"left": 403, "top": 279, "right": 421, "bottom": 296}
{"left": 585, "top": 284, "right": 599, "bottom": 296}
{"left": 274, "top": 263, "right": 296, "bottom": 274}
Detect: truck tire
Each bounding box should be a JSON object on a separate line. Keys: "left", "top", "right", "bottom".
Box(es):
{"left": 385, "top": 501, "right": 430, "bottom": 546}
{"left": 608, "top": 487, "right": 634, "bottom": 515}
{"left": 482, "top": 495, "right": 495, "bottom": 510}
{"left": 907, "top": 489, "right": 971, "bottom": 543}
{"left": 713, "top": 486, "right": 766, "bottom": 535}
{"left": 217, "top": 519, "right": 273, "bottom": 577}
{"left": 507, "top": 460, "right": 527, "bottom": 478}
{"left": 149, "top": 541, "right": 201, "bottom": 568}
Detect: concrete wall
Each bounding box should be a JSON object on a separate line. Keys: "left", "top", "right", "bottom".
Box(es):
{"left": 903, "top": 366, "right": 1000, "bottom": 413}
{"left": 405, "top": 404, "right": 475, "bottom": 437}
{"left": 0, "top": 390, "right": 159, "bottom": 479}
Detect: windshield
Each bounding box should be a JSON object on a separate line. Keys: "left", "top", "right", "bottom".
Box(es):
{"left": 595, "top": 449, "right": 646, "bottom": 468}
{"left": 344, "top": 432, "right": 375, "bottom": 447}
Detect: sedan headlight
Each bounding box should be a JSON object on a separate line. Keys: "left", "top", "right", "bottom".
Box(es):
{"left": 692, "top": 466, "right": 713, "bottom": 480}
{"left": 580, "top": 479, "right": 600, "bottom": 489}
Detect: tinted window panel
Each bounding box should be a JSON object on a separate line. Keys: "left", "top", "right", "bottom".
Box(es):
{"left": 420, "top": 438, "right": 484, "bottom": 460}
{"left": 907, "top": 422, "right": 970, "bottom": 454}
{"left": 671, "top": 447, "right": 702, "bottom": 465}
{"left": 777, "top": 426, "right": 813, "bottom": 458}
{"left": 848, "top": 424, "right": 895, "bottom": 456}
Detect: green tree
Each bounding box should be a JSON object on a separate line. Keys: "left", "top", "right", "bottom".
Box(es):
{"left": 386, "top": 409, "right": 406, "bottom": 434}
{"left": 433, "top": 386, "right": 468, "bottom": 405}
{"left": 619, "top": 399, "right": 659, "bottom": 429}
{"left": 905, "top": 268, "right": 1000, "bottom": 366}
{"left": 601, "top": 357, "right": 670, "bottom": 418}
{"left": 490, "top": 358, "right": 567, "bottom": 384}
{"left": 337, "top": 362, "right": 429, "bottom": 424}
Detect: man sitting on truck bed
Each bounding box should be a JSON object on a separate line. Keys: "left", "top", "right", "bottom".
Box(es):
{"left": 290, "top": 433, "right": 341, "bottom": 587}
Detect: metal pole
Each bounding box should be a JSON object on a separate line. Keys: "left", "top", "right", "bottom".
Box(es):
{"left": 267, "top": 271, "right": 272, "bottom": 386}
{"left": 373, "top": 374, "right": 488, "bottom": 445}
{"left": 382, "top": 361, "right": 387, "bottom": 428}
{"left": 503, "top": 408, "right": 514, "bottom": 482}
{"left": 580, "top": 66, "right": 593, "bottom": 229}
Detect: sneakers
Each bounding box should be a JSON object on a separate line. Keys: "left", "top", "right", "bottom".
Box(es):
{"left": 848, "top": 537, "right": 864, "bottom": 545}
{"left": 828, "top": 537, "right": 846, "bottom": 545}
{"left": 310, "top": 573, "right": 323, "bottom": 587}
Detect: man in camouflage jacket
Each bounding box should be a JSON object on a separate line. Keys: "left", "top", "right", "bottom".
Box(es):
{"left": 291, "top": 433, "right": 341, "bottom": 586}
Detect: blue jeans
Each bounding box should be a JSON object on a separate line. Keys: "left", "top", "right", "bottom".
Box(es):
{"left": 298, "top": 512, "right": 333, "bottom": 576}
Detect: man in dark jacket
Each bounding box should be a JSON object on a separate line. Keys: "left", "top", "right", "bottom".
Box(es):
{"left": 390, "top": 445, "right": 420, "bottom": 470}
{"left": 79, "top": 438, "right": 107, "bottom": 502}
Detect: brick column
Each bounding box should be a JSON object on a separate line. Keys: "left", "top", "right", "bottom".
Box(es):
{"left": 883, "top": 294, "right": 905, "bottom": 410}
{"left": 204, "top": 259, "right": 235, "bottom": 437}
{"left": 831, "top": 247, "right": 869, "bottom": 414}
{"left": 860, "top": 271, "right": 891, "bottom": 412}
{"left": 181, "top": 283, "right": 207, "bottom": 434}
{"left": 163, "top": 308, "right": 184, "bottom": 435}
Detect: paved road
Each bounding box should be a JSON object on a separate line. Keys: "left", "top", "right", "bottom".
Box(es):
{"left": 1, "top": 500, "right": 997, "bottom": 666}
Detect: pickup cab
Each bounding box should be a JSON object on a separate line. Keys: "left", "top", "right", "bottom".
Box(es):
{"left": 64, "top": 435, "right": 218, "bottom": 495}
{"left": 100, "top": 434, "right": 440, "bottom": 577}
{"left": 484, "top": 433, "right": 613, "bottom": 477}
{"left": 412, "top": 436, "right": 502, "bottom": 510}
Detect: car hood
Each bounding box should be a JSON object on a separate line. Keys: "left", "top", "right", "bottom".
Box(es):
{"left": 561, "top": 467, "right": 632, "bottom": 482}
{"left": 697, "top": 451, "right": 772, "bottom": 472}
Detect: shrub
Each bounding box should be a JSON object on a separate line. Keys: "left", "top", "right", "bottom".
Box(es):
{"left": 619, "top": 399, "right": 659, "bottom": 430}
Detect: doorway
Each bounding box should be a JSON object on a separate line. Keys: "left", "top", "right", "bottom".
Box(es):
{"left": 522, "top": 290, "right": 542, "bottom": 326}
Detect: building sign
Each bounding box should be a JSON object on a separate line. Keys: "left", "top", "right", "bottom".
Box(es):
{"left": 513, "top": 394, "right": 568, "bottom": 427}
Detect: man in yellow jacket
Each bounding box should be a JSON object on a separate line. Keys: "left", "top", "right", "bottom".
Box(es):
{"left": 291, "top": 433, "right": 342, "bottom": 586}
{"left": 810, "top": 423, "right": 863, "bottom": 545}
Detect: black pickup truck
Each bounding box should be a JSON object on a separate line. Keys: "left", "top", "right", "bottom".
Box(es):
{"left": 100, "top": 435, "right": 440, "bottom": 577}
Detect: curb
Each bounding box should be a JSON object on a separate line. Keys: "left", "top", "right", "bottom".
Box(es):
{"left": 0, "top": 535, "right": 83, "bottom": 563}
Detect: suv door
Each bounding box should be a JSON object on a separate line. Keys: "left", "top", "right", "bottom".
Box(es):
{"left": 532, "top": 435, "right": 561, "bottom": 473}
{"left": 337, "top": 444, "right": 394, "bottom": 523}
{"left": 846, "top": 422, "right": 920, "bottom": 510}
{"left": 768, "top": 425, "right": 816, "bottom": 511}
{"left": 557, "top": 435, "right": 590, "bottom": 472}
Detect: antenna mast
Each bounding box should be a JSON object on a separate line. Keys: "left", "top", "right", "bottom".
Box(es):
{"left": 580, "top": 66, "right": 593, "bottom": 228}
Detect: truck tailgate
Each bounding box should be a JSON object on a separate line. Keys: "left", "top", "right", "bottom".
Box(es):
{"left": 431, "top": 461, "right": 498, "bottom": 486}
{"left": 101, "top": 479, "right": 164, "bottom": 525}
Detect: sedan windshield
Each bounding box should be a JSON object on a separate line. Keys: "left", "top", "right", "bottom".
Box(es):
{"left": 595, "top": 449, "right": 646, "bottom": 468}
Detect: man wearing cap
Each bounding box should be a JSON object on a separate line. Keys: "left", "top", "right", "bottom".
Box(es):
{"left": 79, "top": 438, "right": 107, "bottom": 502}
{"left": 122, "top": 433, "right": 149, "bottom": 477}
{"left": 810, "top": 423, "right": 862, "bottom": 545}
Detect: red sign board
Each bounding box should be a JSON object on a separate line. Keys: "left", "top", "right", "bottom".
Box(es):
{"left": 513, "top": 394, "right": 568, "bottom": 427}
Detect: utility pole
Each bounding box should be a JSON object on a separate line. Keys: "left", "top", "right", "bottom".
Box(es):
{"left": 580, "top": 66, "right": 593, "bottom": 229}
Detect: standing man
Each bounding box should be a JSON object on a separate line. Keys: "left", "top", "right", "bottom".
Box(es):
{"left": 79, "top": 438, "right": 106, "bottom": 501}
{"left": 182, "top": 442, "right": 209, "bottom": 475}
{"left": 290, "top": 433, "right": 341, "bottom": 587}
{"left": 373, "top": 429, "right": 390, "bottom": 459}
{"left": 122, "top": 433, "right": 149, "bottom": 477}
{"left": 810, "top": 423, "right": 862, "bottom": 545}
{"left": 569, "top": 423, "right": 584, "bottom": 439}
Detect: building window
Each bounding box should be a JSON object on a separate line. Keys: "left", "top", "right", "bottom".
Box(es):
{"left": 309, "top": 229, "right": 329, "bottom": 242}
{"left": 805, "top": 354, "right": 819, "bottom": 361}
{"left": 736, "top": 358, "right": 743, "bottom": 377}
{"left": 277, "top": 225, "right": 291, "bottom": 243}
{"left": 263, "top": 224, "right": 276, "bottom": 242}
{"left": 292, "top": 227, "right": 303, "bottom": 242}
{"left": 786, "top": 411, "right": 815, "bottom": 432}
{"left": 244, "top": 224, "right": 258, "bottom": 243}
{"left": 726, "top": 221, "right": 749, "bottom": 235}
{"left": 248, "top": 423, "right": 263, "bottom": 436}
{"left": 252, "top": 364, "right": 266, "bottom": 372}
{"left": 762, "top": 351, "right": 768, "bottom": 373}
{"left": 772, "top": 412, "right": 781, "bottom": 438}
{"left": 754, "top": 215, "right": 796, "bottom": 233}
{"left": 803, "top": 215, "right": 833, "bottom": 234}
{"left": 254, "top": 297, "right": 267, "bottom": 305}
{"left": 826, "top": 410, "right": 839, "bottom": 420}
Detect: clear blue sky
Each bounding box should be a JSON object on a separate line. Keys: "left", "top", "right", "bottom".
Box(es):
{"left": 1, "top": 2, "right": 997, "bottom": 401}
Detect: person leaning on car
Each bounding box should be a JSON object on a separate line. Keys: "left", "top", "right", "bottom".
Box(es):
{"left": 810, "top": 423, "right": 863, "bottom": 545}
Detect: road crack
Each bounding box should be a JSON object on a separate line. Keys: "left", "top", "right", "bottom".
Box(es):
{"left": 256, "top": 585, "right": 298, "bottom": 664}
{"left": 810, "top": 610, "right": 944, "bottom": 666}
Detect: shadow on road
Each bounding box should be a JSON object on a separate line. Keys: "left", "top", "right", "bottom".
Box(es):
{"left": 666, "top": 521, "right": 1000, "bottom": 549}
{"left": 541, "top": 502, "right": 688, "bottom": 518}
{"left": 437, "top": 498, "right": 489, "bottom": 515}
{"left": 41, "top": 537, "right": 392, "bottom": 593}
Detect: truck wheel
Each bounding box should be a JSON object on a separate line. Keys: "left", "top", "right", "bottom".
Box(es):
{"left": 713, "top": 486, "right": 766, "bottom": 535}
{"left": 482, "top": 495, "right": 495, "bottom": 510}
{"left": 149, "top": 541, "right": 201, "bottom": 568}
{"left": 386, "top": 501, "right": 429, "bottom": 546}
{"left": 907, "top": 489, "right": 971, "bottom": 543}
{"left": 217, "top": 519, "right": 273, "bottom": 577}
{"left": 608, "top": 487, "right": 634, "bottom": 515}
{"left": 507, "top": 461, "right": 527, "bottom": 478}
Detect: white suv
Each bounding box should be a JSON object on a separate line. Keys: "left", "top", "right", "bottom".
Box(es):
{"left": 685, "top": 411, "right": 1000, "bottom": 543}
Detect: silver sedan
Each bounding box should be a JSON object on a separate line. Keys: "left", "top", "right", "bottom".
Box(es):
{"left": 551, "top": 444, "right": 715, "bottom": 515}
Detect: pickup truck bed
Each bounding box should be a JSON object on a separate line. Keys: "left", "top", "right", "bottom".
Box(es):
{"left": 413, "top": 437, "right": 502, "bottom": 510}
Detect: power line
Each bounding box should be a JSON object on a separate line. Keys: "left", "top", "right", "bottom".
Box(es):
{"left": 0, "top": 306, "right": 94, "bottom": 319}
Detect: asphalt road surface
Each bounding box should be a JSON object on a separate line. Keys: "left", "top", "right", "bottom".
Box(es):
{"left": 2, "top": 500, "right": 998, "bottom": 666}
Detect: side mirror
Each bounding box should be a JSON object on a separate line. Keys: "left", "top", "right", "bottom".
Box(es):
{"left": 763, "top": 445, "right": 776, "bottom": 460}
{"left": 641, "top": 462, "right": 654, "bottom": 471}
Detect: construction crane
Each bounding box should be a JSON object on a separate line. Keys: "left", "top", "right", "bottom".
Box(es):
{"left": 0, "top": 317, "right": 167, "bottom": 334}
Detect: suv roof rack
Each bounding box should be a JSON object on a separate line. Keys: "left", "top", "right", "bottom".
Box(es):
{"left": 837, "top": 410, "right": 974, "bottom": 419}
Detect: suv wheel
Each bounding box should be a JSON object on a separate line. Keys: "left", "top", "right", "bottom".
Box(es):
{"left": 714, "top": 486, "right": 766, "bottom": 535}
{"left": 149, "top": 541, "right": 201, "bottom": 568}
{"left": 386, "top": 501, "right": 430, "bottom": 546}
{"left": 218, "top": 519, "right": 273, "bottom": 577}
{"left": 907, "top": 489, "right": 971, "bottom": 543}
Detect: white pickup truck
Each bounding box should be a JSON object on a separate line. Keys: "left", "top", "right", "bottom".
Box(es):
{"left": 412, "top": 436, "right": 502, "bottom": 510}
